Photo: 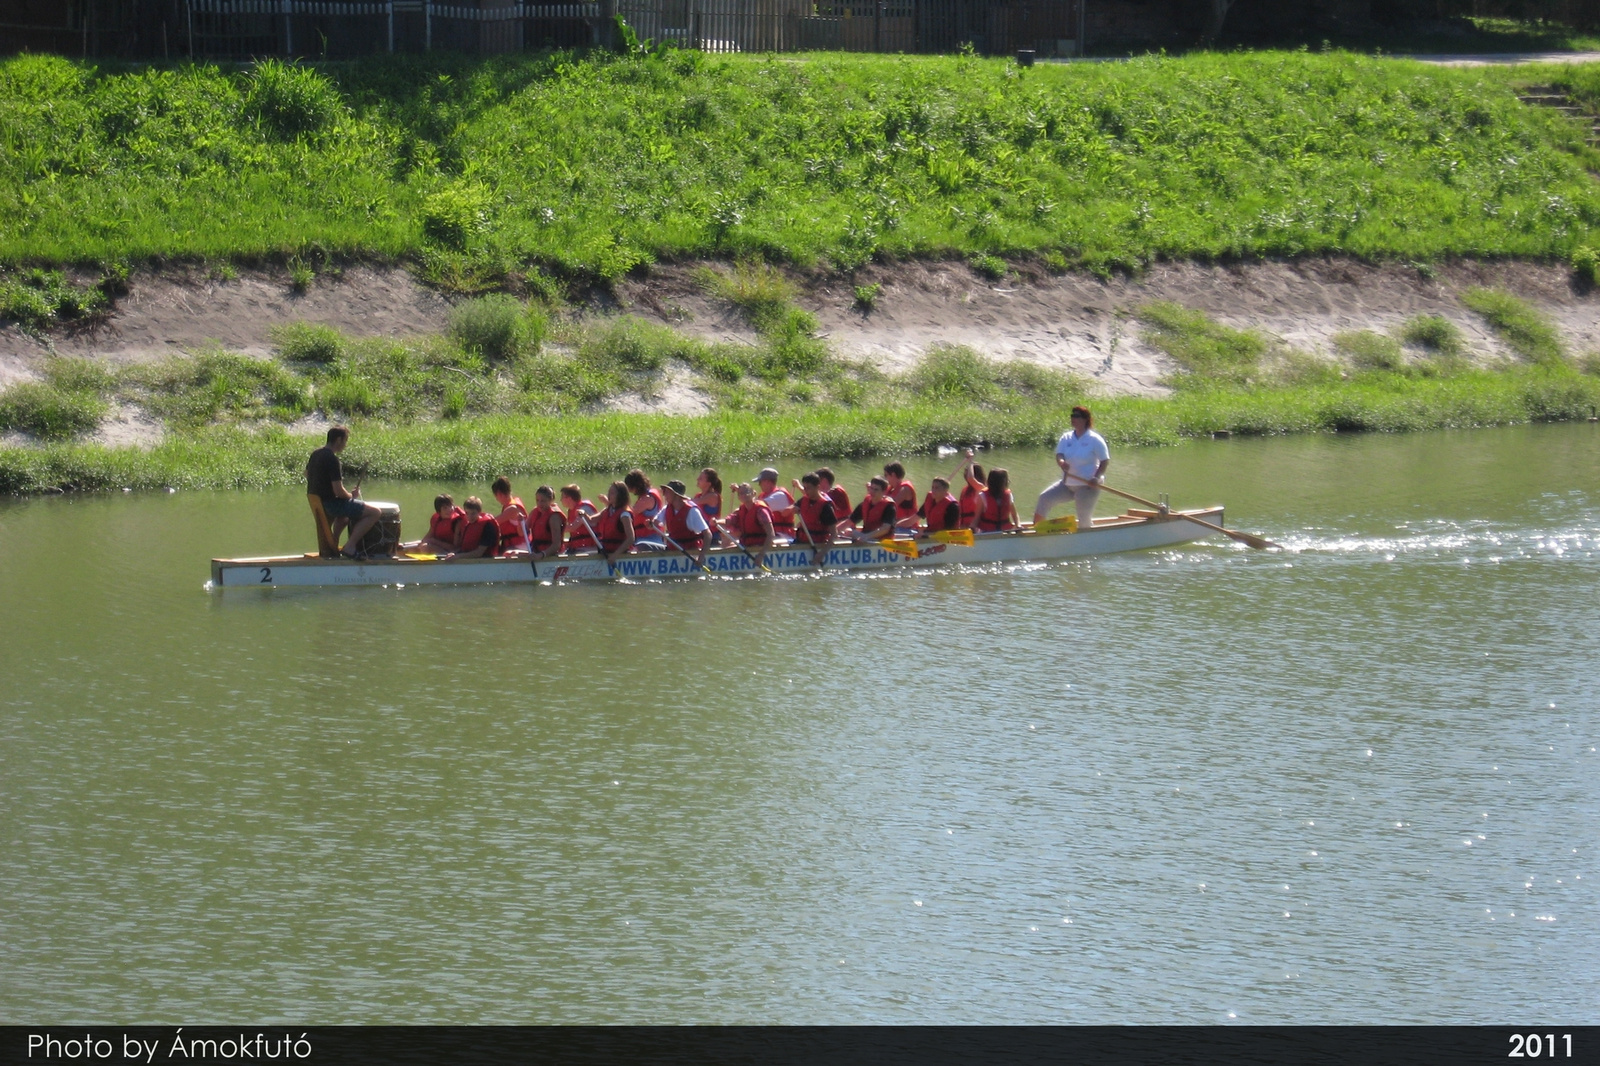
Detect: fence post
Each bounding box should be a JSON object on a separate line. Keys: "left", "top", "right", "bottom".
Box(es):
{"left": 282, "top": 0, "right": 293, "bottom": 55}
{"left": 425, "top": 0, "right": 432, "bottom": 49}
{"left": 388, "top": 0, "right": 395, "bottom": 51}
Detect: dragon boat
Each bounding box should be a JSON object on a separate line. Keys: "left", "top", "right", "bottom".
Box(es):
{"left": 209, "top": 504, "right": 1226, "bottom": 589}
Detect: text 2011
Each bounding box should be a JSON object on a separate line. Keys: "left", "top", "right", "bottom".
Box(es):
{"left": 1509, "top": 1033, "right": 1572, "bottom": 1058}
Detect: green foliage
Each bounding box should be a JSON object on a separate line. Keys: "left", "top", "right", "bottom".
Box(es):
{"left": 1461, "top": 287, "right": 1568, "bottom": 367}
{"left": 40, "top": 355, "right": 115, "bottom": 394}
{"left": 125, "top": 349, "right": 311, "bottom": 426}
{"left": 697, "top": 261, "right": 797, "bottom": 334}
{"left": 242, "top": 59, "right": 344, "bottom": 140}
{"left": 0, "top": 269, "right": 107, "bottom": 328}
{"left": 0, "top": 381, "right": 106, "bottom": 439}
{"left": 1400, "top": 314, "right": 1466, "bottom": 360}
{"left": 272, "top": 320, "right": 345, "bottom": 363}
{"left": 448, "top": 294, "right": 543, "bottom": 361}
{"left": 853, "top": 282, "right": 881, "bottom": 310}
{"left": 288, "top": 257, "right": 314, "bottom": 292}
{"left": 579, "top": 315, "right": 697, "bottom": 373}
{"left": 1334, "top": 329, "right": 1404, "bottom": 371}
{"left": 7, "top": 51, "right": 1600, "bottom": 271}
{"left": 899, "top": 344, "right": 1085, "bottom": 408}
{"left": 969, "top": 254, "right": 1008, "bottom": 280}
{"left": 1572, "top": 245, "right": 1600, "bottom": 285}
{"left": 1136, "top": 302, "right": 1268, "bottom": 384}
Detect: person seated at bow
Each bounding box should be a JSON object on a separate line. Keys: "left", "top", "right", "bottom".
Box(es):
{"left": 624, "top": 469, "right": 666, "bottom": 550}
{"left": 657, "top": 479, "right": 711, "bottom": 569}
{"left": 592, "top": 481, "right": 636, "bottom": 566}
{"left": 398, "top": 493, "right": 463, "bottom": 555}
{"left": 753, "top": 467, "right": 796, "bottom": 543}
{"left": 973, "top": 468, "right": 1019, "bottom": 533}
{"left": 846, "top": 477, "right": 898, "bottom": 543}
{"left": 793, "top": 472, "right": 838, "bottom": 566}
{"left": 560, "top": 485, "right": 598, "bottom": 555}
{"left": 524, "top": 485, "right": 565, "bottom": 563}
{"left": 723, "top": 482, "right": 776, "bottom": 568}
{"left": 446, "top": 496, "right": 500, "bottom": 559}
{"left": 491, "top": 476, "right": 528, "bottom": 554}
{"left": 916, "top": 477, "right": 962, "bottom": 538}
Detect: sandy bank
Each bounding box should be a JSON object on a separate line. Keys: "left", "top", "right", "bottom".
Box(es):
{"left": 4, "top": 257, "right": 1599, "bottom": 409}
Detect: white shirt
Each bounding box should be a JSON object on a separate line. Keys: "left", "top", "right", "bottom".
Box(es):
{"left": 680, "top": 504, "right": 710, "bottom": 535}
{"left": 761, "top": 487, "right": 795, "bottom": 512}
{"left": 1055, "top": 428, "right": 1110, "bottom": 482}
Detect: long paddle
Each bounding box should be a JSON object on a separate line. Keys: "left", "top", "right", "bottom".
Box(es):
{"left": 574, "top": 510, "right": 616, "bottom": 576}
{"left": 654, "top": 513, "right": 714, "bottom": 575}
{"left": 1062, "top": 473, "right": 1279, "bottom": 550}
{"left": 518, "top": 516, "right": 537, "bottom": 580}
{"left": 721, "top": 512, "right": 772, "bottom": 574}
{"left": 794, "top": 505, "right": 829, "bottom": 567}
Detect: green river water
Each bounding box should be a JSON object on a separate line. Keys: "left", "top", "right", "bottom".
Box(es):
{"left": 1, "top": 424, "right": 1597, "bottom": 1023}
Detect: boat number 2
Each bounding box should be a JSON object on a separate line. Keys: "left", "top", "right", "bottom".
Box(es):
{"left": 259, "top": 567, "right": 272, "bottom": 584}
{"left": 1510, "top": 1034, "right": 1572, "bottom": 1058}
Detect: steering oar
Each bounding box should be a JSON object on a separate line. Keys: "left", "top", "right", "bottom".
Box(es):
{"left": 1063, "top": 473, "right": 1279, "bottom": 550}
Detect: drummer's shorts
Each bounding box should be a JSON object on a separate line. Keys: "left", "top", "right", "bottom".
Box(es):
{"left": 322, "top": 496, "right": 367, "bottom": 520}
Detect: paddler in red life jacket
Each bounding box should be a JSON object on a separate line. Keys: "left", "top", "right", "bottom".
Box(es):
{"left": 624, "top": 469, "right": 667, "bottom": 550}
{"left": 815, "top": 467, "right": 850, "bottom": 524}
{"left": 694, "top": 467, "right": 723, "bottom": 547}
{"left": 399, "top": 493, "right": 463, "bottom": 555}
{"left": 973, "top": 467, "right": 1019, "bottom": 533}
{"left": 724, "top": 481, "right": 776, "bottom": 568}
{"left": 753, "top": 467, "right": 796, "bottom": 542}
{"left": 491, "top": 476, "right": 528, "bottom": 554}
{"left": 957, "top": 449, "right": 986, "bottom": 530}
{"left": 446, "top": 496, "right": 501, "bottom": 559}
{"left": 883, "top": 461, "right": 919, "bottom": 532}
{"left": 592, "top": 481, "right": 636, "bottom": 566}
{"left": 560, "top": 484, "right": 598, "bottom": 554}
{"left": 523, "top": 485, "right": 565, "bottom": 563}
{"left": 657, "top": 478, "right": 711, "bottom": 568}
{"left": 916, "top": 477, "right": 962, "bottom": 537}
{"left": 847, "top": 477, "right": 898, "bottom": 543}
{"left": 793, "top": 472, "right": 839, "bottom": 566}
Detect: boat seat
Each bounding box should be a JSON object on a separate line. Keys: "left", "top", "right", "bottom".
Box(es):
{"left": 307, "top": 494, "right": 339, "bottom": 558}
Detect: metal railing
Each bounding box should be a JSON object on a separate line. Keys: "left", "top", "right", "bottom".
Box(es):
{"left": 179, "top": 0, "right": 1079, "bottom": 59}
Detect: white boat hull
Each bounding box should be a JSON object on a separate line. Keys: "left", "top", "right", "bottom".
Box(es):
{"left": 210, "top": 508, "right": 1225, "bottom": 589}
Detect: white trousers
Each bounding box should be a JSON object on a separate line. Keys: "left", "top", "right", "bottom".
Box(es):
{"left": 1035, "top": 480, "right": 1100, "bottom": 528}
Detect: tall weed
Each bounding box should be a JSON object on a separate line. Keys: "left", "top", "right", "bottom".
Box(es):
{"left": 1461, "top": 288, "right": 1567, "bottom": 367}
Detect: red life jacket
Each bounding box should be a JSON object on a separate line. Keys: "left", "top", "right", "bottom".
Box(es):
{"left": 889, "top": 479, "right": 918, "bottom": 521}
{"left": 857, "top": 496, "right": 895, "bottom": 535}
{"left": 827, "top": 486, "right": 850, "bottom": 517}
{"left": 594, "top": 506, "right": 631, "bottom": 554}
{"left": 631, "top": 488, "right": 665, "bottom": 540}
{"left": 958, "top": 484, "right": 981, "bottom": 527}
{"left": 921, "top": 491, "right": 958, "bottom": 533}
{"left": 428, "top": 507, "right": 463, "bottom": 543}
{"left": 564, "top": 501, "right": 597, "bottom": 550}
{"left": 761, "top": 487, "right": 796, "bottom": 537}
{"left": 976, "top": 489, "right": 1015, "bottom": 532}
{"left": 662, "top": 501, "right": 706, "bottom": 550}
{"left": 526, "top": 504, "right": 560, "bottom": 553}
{"left": 733, "top": 500, "right": 773, "bottom": 547}
{"left": 495, "top": 497, "right": 527, "bottom": 548}
{"left": 795, "top": 494, "right": 834, "bottom": 543}
{"left": 457, "top": 513, "right": 500, "bottom": 555}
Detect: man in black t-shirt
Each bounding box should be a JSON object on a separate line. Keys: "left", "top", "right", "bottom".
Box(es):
{"left": 306, "top": 425, "right": 380, "bottom": 557}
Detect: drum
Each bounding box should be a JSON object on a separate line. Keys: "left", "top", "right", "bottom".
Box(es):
{"left": 357, "top": 502, "right": 402, "bottom": 557}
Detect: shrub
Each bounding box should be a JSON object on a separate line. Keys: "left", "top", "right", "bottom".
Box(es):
{"left": 243, "top": 59, "right": 343, "bottom": 140}
{"left": 904, "top": 345, "right": 1001, "bottom": 405}
{"left": 1136, "top": 302, "right": 1268, "bottom": 383}
{"left": 1400, "top": 314, "right": 1466, "bottom": 360}
{"left": 1461, "top": 288, "right": 1567, "bottom": 368}
{"left": 318, "top": 372, "right": 380, "bottom": 415}
{"left": 969, "top": 254, "right": 1007, "bottom": 280}
{"left": 580, "top": 316, "right": 697, "bottom": 373}
{"left": 1334, "top": 330, "right": 1404, "bottom": 371}
{"left": 853, "top": 283, "right": 881, "bottom": 310}
{"left": 0, "top": 382, "right": 106, "bottom": 439}
{"left": 128, "top": 349, "right": 310, "bottom": 425}
{"left": 449, "top": 294, "right": 538, "bottom": 362}
{"left": 697, "top": 261, "right": 796, "bottom": 334}
{"left": 272, "top": 321, "right": 345, "bottom": 364}
{"left": 0, "top": 269, "right": 107, "bottom": 328}
{"left": 421, "top": 184, "right": 492, "bottom": 249}
{"left": 288, "top": 257, "right": 314, "bottom": 293}
{"left": 1573, "top": 245, "right": 1600, "bottom": 286}
{"left": 41, "top": 356, "right": 115, "bottom": 395}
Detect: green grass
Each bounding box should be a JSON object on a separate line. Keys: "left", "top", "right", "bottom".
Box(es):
{"left": 1400, "top": 314, "right": 1467, "bottom": 361}
{"left": 5, "top": 49, "right": 1600, "bottom": 279}
{"left": 1136, "top": 301, "right": 1270, "bottom": 384}
{"left": 1333, "top": 330, "right": 1404, "bottom": 371}
{"left": 1461, "top": 287, "right": 1569, "bottom": 367}
{"left": 4, "top": 365, "right": 1594, "bottom": 495}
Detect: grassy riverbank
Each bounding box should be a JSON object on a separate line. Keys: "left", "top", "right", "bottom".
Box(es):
{"left": 4, "top": 48, "right": 1600, "bottom": 283}
{"left": 4, "top": 365, "right": 1595, "bottom": 495}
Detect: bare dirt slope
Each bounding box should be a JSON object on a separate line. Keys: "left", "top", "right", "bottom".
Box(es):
{"left": 5, "top": 258, "right": 1600, "bottom": 403}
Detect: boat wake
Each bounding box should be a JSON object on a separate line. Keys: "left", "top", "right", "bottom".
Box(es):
{"left": 1274, "top": 516, "right": 1600, "bottom": 562}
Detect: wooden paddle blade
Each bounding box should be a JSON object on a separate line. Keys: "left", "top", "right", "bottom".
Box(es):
{"left": 1033, "top": 515, "right": 1078, "bottom": 534}
{"left": 1228, "top": 528, "right": 1279, "bottom": 550}
{"left": 930, "top": 529, "right": 975, "bottom": 547}
{"left": 879, "top": 538, "right": 920, "bottom": 559}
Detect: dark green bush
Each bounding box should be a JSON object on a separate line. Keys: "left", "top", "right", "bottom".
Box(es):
{"left": 272, "top": 321, "right": 345, "bottom": 363}
{"left": 448, "top": 294, "right": 541, "bottom": 361}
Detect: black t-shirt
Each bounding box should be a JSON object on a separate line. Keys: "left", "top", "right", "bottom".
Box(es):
{"left": 306, "top": 446, "right": 341, "bottom": 502}
{"left": 796, "top": 501, "right": 836, "bottom": 541}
